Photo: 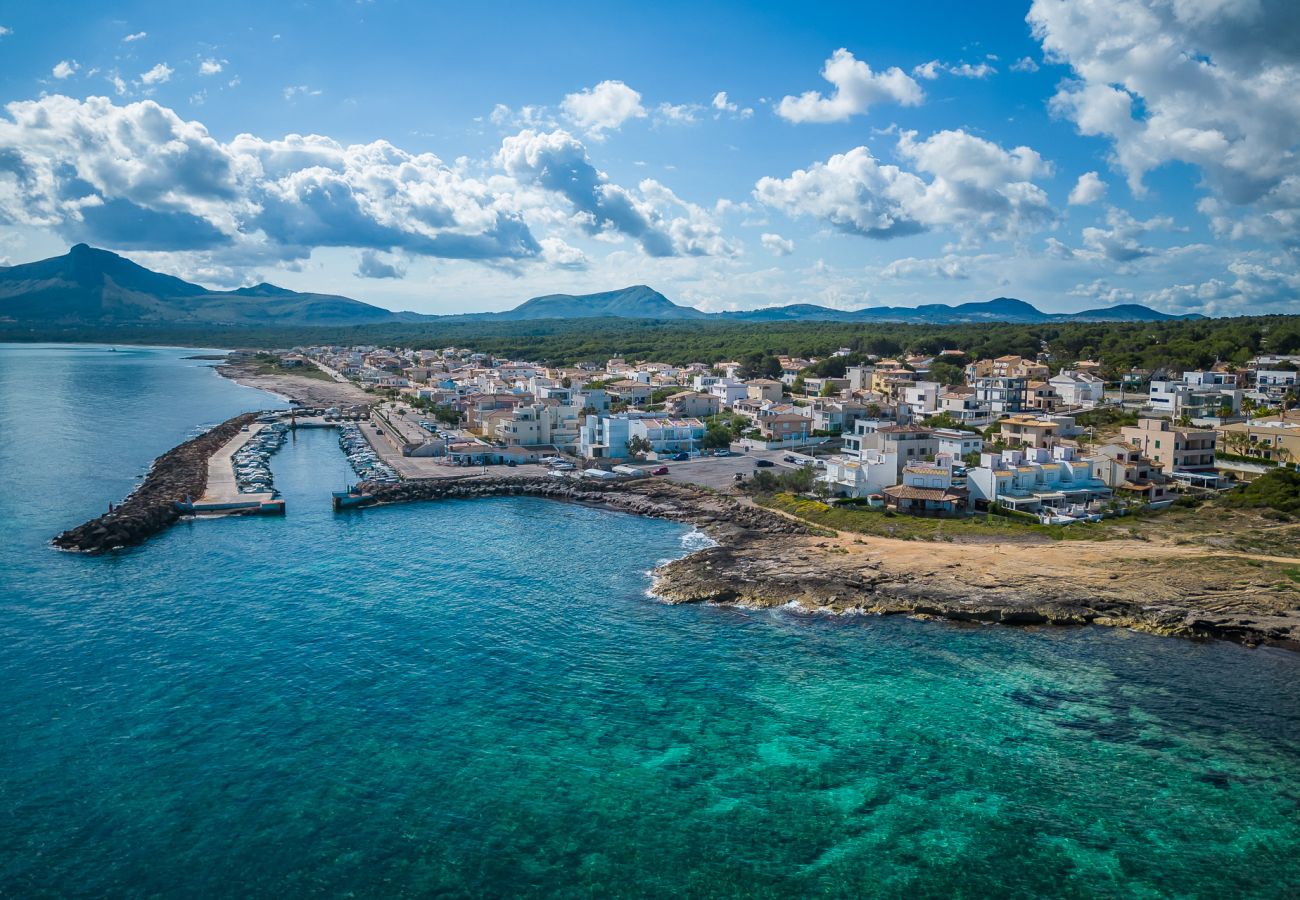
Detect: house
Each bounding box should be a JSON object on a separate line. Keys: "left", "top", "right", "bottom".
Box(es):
{"left": 846, "top": 364, "right": 875, "bottom": 392}
{"left": 805, "top": 399, "right": 870, "bottom": 434}
{"left": 630, "top": 417, "right": 707, "bottom": 455}
{"left": 932, "top": 428, "right": 983, "bottom": 460}
{"left": 820, "top": 449, "right": 899, "bottom": 499}
{"left": 1088, "top": 443, "right": 1178, "bottom": 507}
{"left": 938, "top": 388, "right": 996, "bottom": 427}
{"left": 967, "top": 446, "right": 1112, "bottom": 518}
{"left": 605, "top": 380, "right": 655, "bottom": 406}
{"left": 966, "top": 355, "right": 1049, "bottom": 381}
{"left": 901, "top": 381, "right": 941, "bottom": 418}
{"left": 972, "top": 375, "right": 1027, "bottom": 413}
{"left": 882, "top": 462, "right": 968, "bottom": 516}
{"left": 1215, "top": 412, "right": 1300, "bottom": 465}
{"left": 759, "top": 413, "right": 811, "bottom": 441}
{"left": 1050, "top": 370, "right": 1107, "bottom": 408}
{"left": 999, "top": 415, "right": 1061, "bottom": 449}
{"left": 708, "top": 380, "right": 749, "bottom": 407}
{"left": 1148, "top": 372, "right": 1242, "bottom": 420}
{"left": 1120, "top": 418, "right": 1217, "bottom": 472}
{"left": 1254, "top": 369, "right": 1298, "bottom": 400}
{"left": 802, "top": 376, "right": 850, "bottom": 397}
{"left": 852, "top": 423, "right": 938, "bottom": 473}
{"left": 745, "top": 379, "right": 784, "bottom": 403}
{"left": 1024, "top": 381, "right": 1061, "bottom": 412}
{"left": 665, "top": 391, "right": 722, "bottom": 418}
{"left": 578, "top": 413, "right": 705, "bottom": 458}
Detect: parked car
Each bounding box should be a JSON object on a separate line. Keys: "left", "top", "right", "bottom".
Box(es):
{"left": 672, "top": 452, "right": 690, "bottom": 461}
{"left": 783, "top": 455, "right": 797, "bottom": 462}
{"left": 733, "top": 473, "right": 745, "bottom": 481}
{"left": 651, "top": 466, "right": 669, "bottom": 476}
{"left": 712, "top": 449, "right": 732, "bottom": 457}
{"left": 755, "top": 459, "right": 775, "bottom": 468}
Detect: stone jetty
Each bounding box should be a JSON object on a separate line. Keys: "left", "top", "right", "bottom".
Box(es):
{"left": 53, "top": 412, "right": 260, "bottom": 553}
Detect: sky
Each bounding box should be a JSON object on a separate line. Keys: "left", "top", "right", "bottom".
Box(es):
{"left": 0, "top": 0, "right": 1297, "bottom": 316}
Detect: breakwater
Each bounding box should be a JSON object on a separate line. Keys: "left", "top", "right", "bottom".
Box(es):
{"left": 357, "top": 475, "right": 812, "bottom": 536}
{"left": 53, "top": 412, "right": 260, "bottom": 553}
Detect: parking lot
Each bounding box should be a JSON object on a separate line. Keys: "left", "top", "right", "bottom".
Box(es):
{"left": 661, "top": 447, "right": 824, "bottom": 491}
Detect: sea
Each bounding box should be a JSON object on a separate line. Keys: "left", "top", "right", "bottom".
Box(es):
{"left": 1, "top": 343, "right": 1298, "bottom": 898}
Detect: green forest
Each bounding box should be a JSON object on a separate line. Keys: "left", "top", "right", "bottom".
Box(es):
{"left": 4, "top": 314, "right": 1299, "bottom": 372}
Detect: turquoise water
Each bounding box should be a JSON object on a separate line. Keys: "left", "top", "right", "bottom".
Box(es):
{"left": 2, "top": 345, "right": 1299, "bottom": 898}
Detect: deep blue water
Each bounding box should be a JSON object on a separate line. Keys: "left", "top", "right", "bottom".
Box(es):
{"left": 2, "top": 344, "right": 1299, "bottom": 898}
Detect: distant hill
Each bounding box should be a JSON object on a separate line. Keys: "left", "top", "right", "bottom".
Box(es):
{"left": 0, "top": 245, "right": 411, "bottom": 327}
{"left": 498, "top": 285, "right": 707, "bottom": 320}
{"left": 0, "top": 245, "right": 1201, "bottom": 328}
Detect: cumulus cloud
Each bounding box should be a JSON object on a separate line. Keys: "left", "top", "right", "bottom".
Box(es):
{"left": 1028, "top": 0, "right": 1300, "bottom": 245}
{"left": 122, "top": 31, "right": 147, "bottom": 42}
{"left": 52, "top": 60, "right": 79, "bottom": 79}
{"left": 912, "top": 60, "right": 996, "bottom": 80}
{"left": 0, "top": 26, "right": 12, "bottom": 38}
{"left": 539, "top": 236, "right": 587, "bottom": 270}
{"left": 760, "top": 233, "right": 794, "bottom": 256}
{"left": 880, "top": 254, "right": 985, "bottom": 280}
{"left": 560, "top": 80, "right": 646, "bottom": 136}
{"left": 139, "top": 63, "right": 172, "bottom": 85}
{"left": 1068, "top": 171, "right": 1107, "bottom": 205}
{"left": 754, "top": 128, "right": 1055, "bottom": 243}
{"left": 283, "top": 85, "right": 321, "bottom": 100}
{"left": 1145, "top": 258, "right": 1300, "bottom": 315}
{"left": 711, "top": 91, "right": 753, "bottom": 118}
{"left": 776, "top": 49, "right": 923, "bottom": 123}
{"left": 1010, "top": 56, "right": 1039, "bottom": 73}
{"left": 1080, "top": 208, "right": 1172, "bottom": 262}
{"left": 497, "top": 128, "right": 737, "bottom": 258}
{"left": 655, "top": 102, "right": 702, "bottom": 124}
{"left": 355, "top": 249, "right": 406, "bottom": 279}
{"left": 0, "top": 94, "right": 542, "bottom": 266}
{"left": 199, "top": 59, "right": 224, "bottom": 76}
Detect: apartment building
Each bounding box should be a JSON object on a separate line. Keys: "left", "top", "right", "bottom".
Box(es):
{"left": 1120, "top": 418, "right": 1217, "bottom": 472}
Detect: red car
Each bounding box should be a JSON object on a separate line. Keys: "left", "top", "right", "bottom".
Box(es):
{"left": 651, "top": 466, "right": 669, "bottom": 476}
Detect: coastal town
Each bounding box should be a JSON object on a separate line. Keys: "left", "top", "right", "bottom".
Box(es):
{"left": 242, "top": 341, "right": 1300, "bottom": 528}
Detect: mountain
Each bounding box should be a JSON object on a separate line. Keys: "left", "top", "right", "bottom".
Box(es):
{"left": 497, "top": 285, "right": 706, "bottom": 320}
{"left": 0, "top": 245, "right": 1199, "bottom": 328}
{"left": 0, "top": 245, "right": 410, "bottom": 326}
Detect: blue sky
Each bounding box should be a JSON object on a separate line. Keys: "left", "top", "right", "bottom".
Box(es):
{"left": 0, "top": 0, "right": 1296, "bottom": 315}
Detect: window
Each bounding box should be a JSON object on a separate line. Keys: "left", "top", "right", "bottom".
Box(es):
{"left": 1154, "top": 440, "right": 1161, "bottom": 449}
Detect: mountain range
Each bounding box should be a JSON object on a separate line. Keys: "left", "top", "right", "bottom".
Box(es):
{"left": 0, "top": 245, "right": 1199, "bottom": 328}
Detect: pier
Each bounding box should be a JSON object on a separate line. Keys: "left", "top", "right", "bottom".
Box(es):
{"left": 181, "top": 422, "right": 285, "bottom": 515}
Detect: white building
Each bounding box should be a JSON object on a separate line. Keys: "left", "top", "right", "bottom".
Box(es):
{"left": 820, "top": 449, "right": 899, "bottom": 498}
{"left": 932, "top": 428, "right": 984, "bottom": 460}
{"left": 967, "top": 446, "right": 1113, "bottom": 520}
{"left": 1049, "top": 370, "right": 1106, "bottom": 408}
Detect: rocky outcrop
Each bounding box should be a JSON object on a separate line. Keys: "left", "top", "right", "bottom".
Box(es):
{"left": 53, "top": 412, "right": 259, "bottom": 553}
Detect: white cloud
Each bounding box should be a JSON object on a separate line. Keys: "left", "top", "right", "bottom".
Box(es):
{"left": 52, "top": 60, "right": 79, "bottom": 79}
{"left": 0, "top": 26, "right": 12, "bottom": 38}
{"left": 879, "top": 253, "right": 991, "bottom": 280}
{"left": 283, "top": 85, "right": 322, "bottom": 101}
{"left": 760, "top": 233, "right": 794, "bottom": 256}
{"left": 0, "top": 94, "right": 542, "bottom": 267}
{"left": 539, "top": 237, "right": 587, "bottom": 270}
{"left": 911, "top": 60, "right": 997, "bottom": 80}
{"left": 123, "top": 31, "right": 147, "bottom": 42}
{"left": 1068, "top": 171, "right": 1107, "bottom": 205}
{"left": 1079, "top": 207, "right": 1173, "bottom": 262}
{"left": 139, "top": 63, "right": 173, "bottom": 85}
{"left": 1029, "top": 0, "right": 1300, "bottom": 245}
{"left": 109, "top": 73, "right": 127, "bottom": 95}
{"left": 754, "top": 128, "right": 1055, "bottom": 243}
{"left": 559, "top": 80, "right": 646, "bottom": 136}
{"left": 949, "top": 62, "right": 996, "bottom": 79}
{"left": 1010, "top": 56, "right": 1039, "bottom": 73}
{"left": 710, "top": 91, "right": 753, "bottom": 118}
{"left": 497, "top": 128, "right": 737, "bottom": 258}
{"left": 199, "top": 59, "right": 225, "bottom": 76}
{"left": 776, "top": 49, "right": 923, "bottom": 123}
{"left": 655, "top": 102, "right": 702, "bottom": 124}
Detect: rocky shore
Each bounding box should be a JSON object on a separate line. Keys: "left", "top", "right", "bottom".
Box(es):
{"left": 53, "top": 412, "right": 259, "bottom": 553}
{"left": 361, "top": 474, "right": 1300, "bottom": 651}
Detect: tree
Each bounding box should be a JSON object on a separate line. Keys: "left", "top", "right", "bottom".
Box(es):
{"left": 702, "top": 425, "right": 733, "bottom": 449}
{"left": 929, "top": 361, "right": 965, "bottom": 386}
{"left": 626, "top": 436, "right": 652, "bottom": 457}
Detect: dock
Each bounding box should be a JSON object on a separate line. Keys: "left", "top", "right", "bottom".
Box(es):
{"left": 180, "top": 423, "right": 285, "bottom": 515}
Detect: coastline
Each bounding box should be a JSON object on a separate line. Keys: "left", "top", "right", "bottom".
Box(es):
{"left": 64, "top": 361, "right": 1300, "bottom": 651}
{"left": 215, "top": 353, "right": 373, "bottom": 407}
{"left": 357, "top": 475, "right": 1300, "bottom": 651}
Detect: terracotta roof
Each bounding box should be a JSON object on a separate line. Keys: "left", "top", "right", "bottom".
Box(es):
{"left": 883, "top": 485, "right": 967, "bottom": 502}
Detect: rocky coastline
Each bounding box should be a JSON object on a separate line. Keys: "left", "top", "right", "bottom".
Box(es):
{"left": 360, "top": 474, "right": 1300, "bottom": 651}
{"left": 52, "top": 412, "right": 259, "bottom": 553}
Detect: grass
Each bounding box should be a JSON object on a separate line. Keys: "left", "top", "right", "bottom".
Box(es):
{"left": 247, "top": 356, "right": 335, "bottom": 381}
{"left": 755, "top": 493, "right": 1127, "bottom": 543}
